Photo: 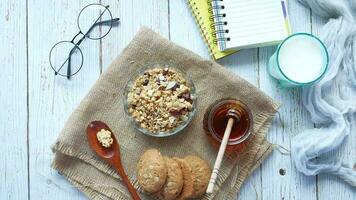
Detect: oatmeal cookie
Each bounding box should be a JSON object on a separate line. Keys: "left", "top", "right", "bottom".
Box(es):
{"left": 137, "top": 149, "right": 167, "bottom": 193}
{"left": 156, "top": 157, "right": 184, "bottom": 200}
{"left": 173, "top": 157, "right": 195, "bottom": 200}
{"left": 184, "top": 155, "right": 211, "bottom": 198}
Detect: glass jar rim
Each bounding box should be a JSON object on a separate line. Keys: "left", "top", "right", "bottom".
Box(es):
{"left": 276, "top": 32, "right": 329, "bottom": 85}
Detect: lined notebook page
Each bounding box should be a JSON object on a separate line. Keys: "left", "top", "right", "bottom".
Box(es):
{"left": 215, "top": 0, "right": 290, "bottom": 50}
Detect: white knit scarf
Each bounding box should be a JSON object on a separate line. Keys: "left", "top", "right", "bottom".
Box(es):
{"left": 291, "top": 0, "right": 356, "bottom": 186}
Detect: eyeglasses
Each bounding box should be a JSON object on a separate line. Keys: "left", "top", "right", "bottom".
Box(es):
{"left": 49, "top": 3, "right": 120, "bottom": 79}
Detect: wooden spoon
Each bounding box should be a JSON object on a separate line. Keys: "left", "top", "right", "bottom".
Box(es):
{"left": 86, "top": 121, "right": 141, "bottom": 200}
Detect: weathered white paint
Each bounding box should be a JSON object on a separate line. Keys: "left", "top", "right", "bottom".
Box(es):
{"left": 259, "top": 1, "right": 318, "bottom": 200}
{"left": 169, "top": 0, "right": 209, "bottom": 59}
{"left": 1, "top": 0, "right": 355, "bottom": 199}
{"left": 0, "top": 1, "right": 28, "bottom": 199}
{"left": 28, "top": 0, "right": 100, "bottom": 199}
{"left": 101, "top": 0, "right": 169, "bottom": 71}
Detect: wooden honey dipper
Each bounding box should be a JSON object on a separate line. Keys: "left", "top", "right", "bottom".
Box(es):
{"left": 206, "top": 109, "right": 241, "bottom": 194}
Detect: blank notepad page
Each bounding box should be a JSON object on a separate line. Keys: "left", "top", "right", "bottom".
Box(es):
{"left": 214, "top": 0, "right": 290, "bottom": 51}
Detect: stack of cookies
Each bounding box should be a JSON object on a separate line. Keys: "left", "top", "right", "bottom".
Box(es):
{"left": 137, "top": 149, "right": 211, "bottom": 200}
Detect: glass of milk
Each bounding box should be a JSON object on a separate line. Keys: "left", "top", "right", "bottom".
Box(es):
{"left": 268, "top": 33, "right": 329, "bottom": 87}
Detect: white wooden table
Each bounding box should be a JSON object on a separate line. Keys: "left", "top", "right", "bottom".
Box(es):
{"left": 1, "top": 0, "right": 355, "bottom": 199}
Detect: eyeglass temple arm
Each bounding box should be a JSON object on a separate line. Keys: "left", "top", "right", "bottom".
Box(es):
{"left": 67, "top": 17, "right": 120, "bottom": 58}
{"left": 66, "top": 16, "right": 120, "bottom": 79}
{"left": 69, "top": 4, "right": 120, "bottom": 51}
{"left": 65, "top": 32, "right": 82, "bottom": 79}
{"left": 67, "top": 47, "right": 79, "bottom": 79}
{"left": 79, "top": 18, "right": 120, "bottom": 42}
{"left": 94, "top": 18, "right": 120, "bottom": 26}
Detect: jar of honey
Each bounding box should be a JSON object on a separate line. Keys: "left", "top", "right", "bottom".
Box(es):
{"left": 203, "top": 98, "right": 253, "bottom": 153}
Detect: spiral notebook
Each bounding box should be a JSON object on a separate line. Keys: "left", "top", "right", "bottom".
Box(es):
{"left": 187, "top": 0, "right": 237, "bottom": 60}
{"left": 212, "top": 0, "right": 291, "bottom": 51}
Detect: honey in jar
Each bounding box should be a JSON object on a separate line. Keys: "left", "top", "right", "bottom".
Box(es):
{"left": 203, "top": 98, "right": 253, "bottom": 153}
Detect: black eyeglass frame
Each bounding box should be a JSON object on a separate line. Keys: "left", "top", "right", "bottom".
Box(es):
{"left": 49, "top": 3, "right": 120, "bottom": 79}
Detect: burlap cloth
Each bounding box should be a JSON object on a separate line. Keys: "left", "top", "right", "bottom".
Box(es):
{"left": 52, "top": 27, "right": 280, "bottom": 200}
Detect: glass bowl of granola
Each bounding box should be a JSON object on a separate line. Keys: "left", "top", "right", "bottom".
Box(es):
{"left": 123, "top": 63, "right": 197, "bottom": 137}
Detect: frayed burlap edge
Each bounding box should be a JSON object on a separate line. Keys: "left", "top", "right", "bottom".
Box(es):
{"left": 52, "top": 102, "right": 279, "bottom": 200}
{"left": 51, "top": 27, "right": 281, "bottom": 200}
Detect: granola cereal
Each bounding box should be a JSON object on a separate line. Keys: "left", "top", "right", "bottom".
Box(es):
{"left": 96, "top": 129, "right": 113, "bottom": 148}
{"left": 127, "top": 67, "right": 194, "bottom": 133}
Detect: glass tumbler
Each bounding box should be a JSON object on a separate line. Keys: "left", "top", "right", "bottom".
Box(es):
{"left": 268, "top": 33, "right": 329, "bottom": 87}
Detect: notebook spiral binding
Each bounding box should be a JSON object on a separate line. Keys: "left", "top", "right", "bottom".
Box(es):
{"left": 187, "top": 0, "right": 219, "bottom": 58}
{"left": 210, "top": 0, "right": 230, "bottom": 43}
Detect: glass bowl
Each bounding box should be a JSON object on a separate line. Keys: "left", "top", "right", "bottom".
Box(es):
{"left": 123, "top": 63, "right": 197, "bottom": 137}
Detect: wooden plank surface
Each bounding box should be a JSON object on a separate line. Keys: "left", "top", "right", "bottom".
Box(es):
{"left": 0, "top": 1, "right": 28, "bottom": 199}
{"left": 258, "top": 1, "right": 318, "bottom": 200}
{"left": 101, "top": 0, "right": 169, "bottom": 71}
{"left": 28, "top": 0, "right": 101, "bottom": 199}
{"left": 1, "top": 0, "right": 355, "bottom": 199}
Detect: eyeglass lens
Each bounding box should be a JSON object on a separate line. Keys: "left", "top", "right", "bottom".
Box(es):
{"left": 49, "top": 41, "right": 83, "bottom": 77}
{"left": 78, "top": 4, "right": 113, "bottom": 40}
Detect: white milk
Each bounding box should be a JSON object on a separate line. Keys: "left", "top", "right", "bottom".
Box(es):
{"left": 278, "top": 35, "right": 327, "bottom": 83}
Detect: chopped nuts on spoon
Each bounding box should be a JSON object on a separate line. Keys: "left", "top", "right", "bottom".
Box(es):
{"left": 127, "top": 67, "right": 194, "bottom": 133}
{"left": 96, "top": 129, "right": 113, "bottom": 148}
